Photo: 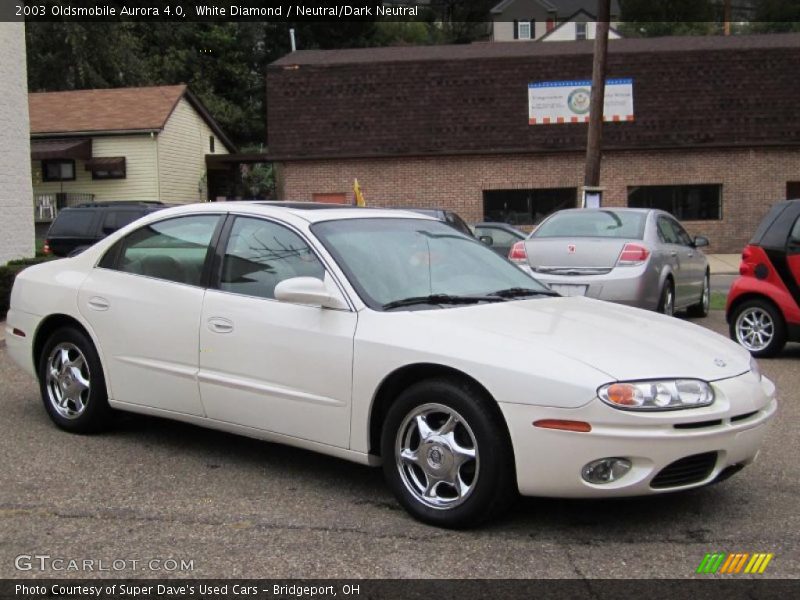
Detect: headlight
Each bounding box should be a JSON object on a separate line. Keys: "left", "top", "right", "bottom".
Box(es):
{"left": 750, "top": 356, "right": 762, "bottom": 381}
{"left": 598, "top": 380, "right": 714, "bottom": 411}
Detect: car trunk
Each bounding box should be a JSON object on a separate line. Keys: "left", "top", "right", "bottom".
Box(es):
{"left": 524, "top": 238, "right": 632, "bottom": 273}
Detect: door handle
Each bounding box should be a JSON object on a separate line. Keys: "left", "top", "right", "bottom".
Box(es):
{"left": 207, "top": 317, "right": 234, "bottom": 334}
{"left": 687, "top": 252, "right": 694, "bottom": 258}
{"left": 670, "top": 251, "right": 678, "bottom": 257}
{"left": 87, "top": 296, "right": 110, "bottom": 311}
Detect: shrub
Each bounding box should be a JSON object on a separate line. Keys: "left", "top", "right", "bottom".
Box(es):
{"left": 0, "top": 256, "right": 55, "bottom": 320}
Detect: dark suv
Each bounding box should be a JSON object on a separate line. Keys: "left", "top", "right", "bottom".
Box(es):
{"left": 44, "top": 202, "right": 169, "bottom": 257}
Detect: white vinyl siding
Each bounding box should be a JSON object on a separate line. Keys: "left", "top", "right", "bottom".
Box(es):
{"left": 157, "top": 98, "right": 229, "bottom": 203}
{"left": 32, "top": 135, "right": 159, "bottom": 202}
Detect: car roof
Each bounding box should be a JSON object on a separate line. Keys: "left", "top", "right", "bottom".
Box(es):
{"left": 149, "top": 201, "right": 439, "bottom": 224}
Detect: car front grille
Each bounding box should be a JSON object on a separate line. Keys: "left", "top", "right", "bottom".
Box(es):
{"left": 650, "top": 452, "right": 718, "bottom": 489}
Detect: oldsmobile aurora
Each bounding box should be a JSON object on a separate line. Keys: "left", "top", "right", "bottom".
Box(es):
{"left": 6, "top": 203, "right": 777, "bottom": 527}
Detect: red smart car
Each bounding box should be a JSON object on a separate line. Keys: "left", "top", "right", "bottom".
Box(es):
{"left": 727, "top": 199, "right": 800, "bottom": 356}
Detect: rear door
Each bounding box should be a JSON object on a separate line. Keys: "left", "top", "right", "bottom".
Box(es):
{"left": 78, "top": 214, "right": 222, "bottom": 415}
{"left": 670, "top": 218, "right": 705, "bottom": 304}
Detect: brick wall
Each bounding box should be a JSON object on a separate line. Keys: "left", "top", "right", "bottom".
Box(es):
{"left": 278, "top": 145, "right": 800, "bottom": 254}
{"left": 0, "top": 22, "right": 34, "bottom": 264}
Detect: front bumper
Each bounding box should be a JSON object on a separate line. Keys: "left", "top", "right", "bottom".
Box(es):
{"left": 501, "top": 371, "right": 777, "bottom": 498}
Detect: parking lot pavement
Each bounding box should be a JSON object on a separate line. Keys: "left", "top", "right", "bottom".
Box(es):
{"left": 1, "top": 311, "right": 798, "bottom": 580}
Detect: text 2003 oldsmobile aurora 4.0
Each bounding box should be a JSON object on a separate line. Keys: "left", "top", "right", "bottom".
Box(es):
{"left": 6, "top": 203, "right": 776, "bottom": 527}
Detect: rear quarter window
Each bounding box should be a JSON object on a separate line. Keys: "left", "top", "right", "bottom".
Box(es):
{"left": 48, "top": 211, "right": 97, "bottom": 236}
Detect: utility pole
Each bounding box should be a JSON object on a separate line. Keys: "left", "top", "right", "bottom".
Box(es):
{"left": 583, "top": 0, "right": 611, "bottom": 204}
{"left": 723, "top": 0, "right": 732, "bottom": 36}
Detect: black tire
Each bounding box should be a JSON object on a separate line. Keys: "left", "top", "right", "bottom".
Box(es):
{"left": 380, "top": 377, "right": 516, "bottom": 528}
{"left": 657, "top": 278, "right": 675, "bottom": 317}
{"left": 687, "top": 271, "right": 711, "bottom": 318}
{"left": 38, "top": 326, "right": 112, "bottom": 433}
{"left": 729, "top": 299, "right": 787, "bottom": 358}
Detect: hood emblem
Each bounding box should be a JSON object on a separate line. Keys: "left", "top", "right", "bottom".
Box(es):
{"left": 568, "top": 244, "right": 576, "bottom": 254}
{"left": 714, "top": 358, "right": 727, "bottom": 367}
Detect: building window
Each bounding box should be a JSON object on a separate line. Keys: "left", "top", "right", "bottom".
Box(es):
{"left": 518, "top": 21, "right": 532, "bottom": 40}
{"left": 787, "top": 181, "right": 800, "bottom": 199}
{"left": 483, "top": 188, "right": 577, "bottom": 226}
{"left": 209, "top": 135, "right": 215, "bottom": 153}
{"left": 576, "top": 22, "right": 588, "bottom": 40}
{"left": 42, "top": 160, "right": 75, "bottom": 182}
{"left": 627, "top": 184, "right": 722, "bottom": 221}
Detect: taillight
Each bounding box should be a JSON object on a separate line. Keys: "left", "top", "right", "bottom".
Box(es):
{"left": 617, "top": 243, "right": 650, "bottom": 266}
{"left": 508, "top": 241, "right": 528, "bottom": 263}
{"left": 739, "top": 245, "right": 769, "bottom": 279}
{"left": 43, "top": 240, "right": 51, "bottom": 255}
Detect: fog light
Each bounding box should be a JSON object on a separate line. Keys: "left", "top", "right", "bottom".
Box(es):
{"left": 581, "top": 458, "right": 632, "bottom": 484}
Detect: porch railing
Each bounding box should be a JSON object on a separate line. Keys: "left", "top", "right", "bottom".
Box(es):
{"left": 34, "top": 192, "right": 95, "bottom": 222}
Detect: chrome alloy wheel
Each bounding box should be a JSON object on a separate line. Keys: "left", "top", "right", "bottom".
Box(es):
{"left": 735, "top": 307, "right": 775, "bottom": 352}
{"left": 395, "top": 403, "right": 479, "bottom": 510}
{"left": 45, "top": 342, "right": 91, "bottom": 419}
{"left": 663, "top": 287, "right": 675, "bottom": 316}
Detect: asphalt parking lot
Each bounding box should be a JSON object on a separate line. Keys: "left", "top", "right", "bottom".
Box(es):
{"left": 1, "top": 311, "right": 798, "bottom": 580}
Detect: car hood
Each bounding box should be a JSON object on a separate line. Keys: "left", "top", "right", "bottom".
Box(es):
{"left": 412, "top": 297, "right": 751, "bottom": 382}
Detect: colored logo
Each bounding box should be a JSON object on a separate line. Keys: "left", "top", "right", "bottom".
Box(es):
{"left": 568, "top": 244, "right": 576, "bottom": 254}
{"left": 696, "top": 552, "right": 774, "bottom": 574}
{"left": 567, "top": 88, "right": 591, "bottom": 114}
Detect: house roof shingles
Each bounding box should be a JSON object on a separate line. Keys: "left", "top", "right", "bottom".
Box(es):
{"left": 29, "top": 85, "right": 187, "bottom": 135}
{"left": 266, "top": 33, "right": 800, "bottom": 160}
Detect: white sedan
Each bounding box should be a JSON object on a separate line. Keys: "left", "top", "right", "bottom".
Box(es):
{"left": 6, "top": 203, "right": 777, "bottom": 527}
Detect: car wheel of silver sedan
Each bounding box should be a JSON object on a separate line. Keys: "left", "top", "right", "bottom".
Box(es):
{"left": 658, "top": 280, "right": 675, "bottom": 317}
{"left": 38, "top": 326, "right": 113, "bottom": 433}
{"left": 687, "top": 271, "right": 710, "bottom": 318}
{"left": 381, "top": 378, "right": 515, "bottom": 528}
{"left": 730, "top": 299, "right": 787, "bottom": 358}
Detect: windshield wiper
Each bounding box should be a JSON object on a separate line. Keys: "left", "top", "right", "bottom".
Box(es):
{"left": 489, "top": 287, "right": 561, "bottom": 298}
{"left": 382, "top": 294, "right": 504, "bottom": 310}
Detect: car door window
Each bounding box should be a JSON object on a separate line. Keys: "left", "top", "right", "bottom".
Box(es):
{"left": 446, "top": 212, "right": 473, "bottom": 236}
{"left": 112, "top": 215, "right": 219, "bottom": 286}
{"left": 670, "top": 219, "right": 694, "bottom": 246}
{"left": 476, "top": 227, "right": 517, "bottom": 247}
{"left": 789, "top": 217, "right": 800, "bottom": 244}
{"left": 219, "top": 217, "right": 325, "bottom": 300}
{"left": 657, "top": 217, "right": 680, "bottom": 244}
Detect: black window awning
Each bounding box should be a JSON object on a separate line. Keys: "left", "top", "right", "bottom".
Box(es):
{"left": 30, "top": 138, "right": 92, "bottom": 161}
{"left": 84, "top": 156, "right": 125, "bottom": 171}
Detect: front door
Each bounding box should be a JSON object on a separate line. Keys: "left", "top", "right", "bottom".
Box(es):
{"left": 198, "top": 216, "right": 356, "bottom": 448}
{"left": 78, "top": 214, "right": 222, "bottom": 415}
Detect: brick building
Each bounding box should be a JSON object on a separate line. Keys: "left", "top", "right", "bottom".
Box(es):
{"left": 266, "top": 34, "right": 800, "bottom": 253}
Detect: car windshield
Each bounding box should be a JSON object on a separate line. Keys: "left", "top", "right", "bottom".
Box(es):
{"left": 312, "top": 218, "right": 551, "bottom": 310}
{"left": 533, "top": 210, "right": 646, "bottom": 239}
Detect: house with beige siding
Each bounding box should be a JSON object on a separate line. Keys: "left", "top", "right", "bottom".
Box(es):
{"left": 28, "top": 85, "right": 234, "bottom": 223}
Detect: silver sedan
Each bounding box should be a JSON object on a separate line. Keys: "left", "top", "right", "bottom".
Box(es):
{"left": 508, "top": 208, "right": 710, "bottom": 316}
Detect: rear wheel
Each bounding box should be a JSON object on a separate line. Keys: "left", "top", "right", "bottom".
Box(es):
{"left": 381, "top": 378, "right": 515, "bottom": 528}
{"left": 38, "top": 327, "right": 112, "bottom": 433}
{"left": 730, "top": 299, "right": 786, "bottom": 357}
{"left": 687, "top": 271, "right": 710, "bottom": 318}
{"left": 658, "top": 279, "right": 675, "bottom": 317}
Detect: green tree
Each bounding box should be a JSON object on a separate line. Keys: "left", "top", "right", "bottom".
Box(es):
{"left": 751, "top": 0, "right": 800, "bottom": 32}
{"left": 618, "top": 0, "right": 718, "bottom": 36}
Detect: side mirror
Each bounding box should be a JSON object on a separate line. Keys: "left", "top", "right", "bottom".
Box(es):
{"left": 479, "top": 235, "right": 494, "bottom": 246}
{"left": 693, "top": 235, "right": 709, "bottom": 248}
{"left": 274, "top": 276, "right": 348, "bottom": 309}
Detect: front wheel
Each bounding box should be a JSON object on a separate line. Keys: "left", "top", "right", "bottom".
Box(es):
{"left": 687, "top": 271, "right": 710, "bottom": 318}
{"left": 658, "top": 279, "right": 675, "bottom": 317}
{"left": 730, "top": 299, "right": 787, "bottom": 357}
{"left": 38, "top": 326, "right": 112, "bottom": 433}
{"left": 381, "top": 378, "right": 515, "bottom": 528}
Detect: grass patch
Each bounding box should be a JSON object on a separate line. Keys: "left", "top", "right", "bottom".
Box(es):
{"left": 710, "top": 291, "right": 727, "bottom": 311}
